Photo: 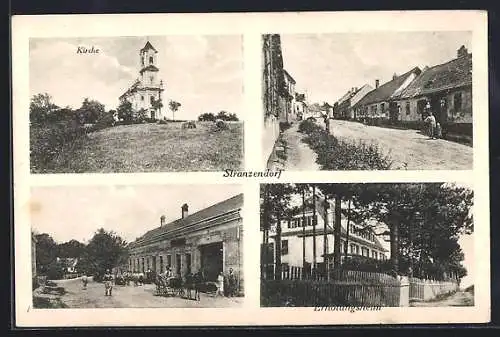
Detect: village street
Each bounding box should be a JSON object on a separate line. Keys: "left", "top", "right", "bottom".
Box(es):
{"left": 38, "top": 278, "right": 243, "bottom": 308}
{"left": 326, "top": 120, "right": 472, "bottom": 170}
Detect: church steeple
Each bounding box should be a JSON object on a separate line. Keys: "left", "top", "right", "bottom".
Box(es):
{"left": 139, "top": 41, "right": 159, "bottom": 86}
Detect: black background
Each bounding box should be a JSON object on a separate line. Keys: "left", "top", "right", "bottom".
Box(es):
{"left": 8, "top": 0, "right": 500, "bottom": 333}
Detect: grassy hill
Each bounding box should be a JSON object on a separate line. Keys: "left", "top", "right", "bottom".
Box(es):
{"left": 31, "top": 121, "right": 243, "bottom": 173}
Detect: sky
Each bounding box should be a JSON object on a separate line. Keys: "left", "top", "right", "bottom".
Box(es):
{"left": 280, "top": 31, "right": 472, "bottom": 105}
{"left": 30, "top": 35, "right": 243, "bottom": 120}
{"left": 30, "top": 184, "right": 243, "bottom": 244}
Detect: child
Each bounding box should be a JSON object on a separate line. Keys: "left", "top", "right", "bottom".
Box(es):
{"left": 435, "top": 122, "right": 442, "bottom": 139}
{"left": 216, "top": 271, "right": 224, "bottom": 297}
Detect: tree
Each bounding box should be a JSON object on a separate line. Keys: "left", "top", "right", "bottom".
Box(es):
{"left": 198, "top": 112, "right": 216, "bottom": 122}
{"left": 77, "top": 98, "right": 105, "bottom": 124}
{"left": 30, "top": 93, "right": 60, "bottom": 123}
{"left": 58, "top": 239, "right": 86, "bottom": 258}
{"left": 117, "top": 100, "right": 134, "bottom": 123}
{"left": 168, "top": 100, "right": 181, "bottom": 121}
{"left": 35, "top": 233, "right": 59, "bottom": 274}
{"left": 216, "top": 111, "right": 239, "bottom": 121}
{"left": 83, "top": 228, "right": 128, "bottom": 277}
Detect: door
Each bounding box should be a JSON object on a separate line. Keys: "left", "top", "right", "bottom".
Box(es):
{"left": 151, "top": 256, "right": 157, "bottom": 273}
{"left": 185, "top": 253, "right": 192, "bottom": 275}
{"left": 151, "top": 110, "right": 156, "bottom": 120}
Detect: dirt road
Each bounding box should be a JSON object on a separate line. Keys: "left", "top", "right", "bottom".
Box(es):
{"left": 42, "top": 278, "right": 243, "bottom": 308}
{"left": 410, "top": 290, "right": 474, "bottom": 307}
{"left": 327, "top": 120, "right": 472, "bottom": 170}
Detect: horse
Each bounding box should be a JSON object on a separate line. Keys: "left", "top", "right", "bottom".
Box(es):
{"left": 184, "top": 272, "right": 203, "bottom": 301}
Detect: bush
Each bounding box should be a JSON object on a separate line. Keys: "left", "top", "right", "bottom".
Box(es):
{"left": 297, "top": 120, "right": 393, "bottom": 170}
{"left": 30, "top": 120, "right": 87, "bottom": 173}
{"left": 279, "top": 121, "right": 292, "bottom": 132}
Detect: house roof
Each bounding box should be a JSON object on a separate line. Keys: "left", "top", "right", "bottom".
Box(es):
{"left": 140, "top": 41, "right": 158, "bottom": 53}
{"left": 283, "top": 69, "right": 296, "bottom": 84}
{"left": 129, "top": 193, "right": 244, "bottom": 248}
{"left": 353, "top": 67, "right": 421, "bottom": 107}
{"left": 350, "top": 84, "right": 374, "bottom": 107}
{"left": 399, "top": 53, "right": 472, "bottom": 99}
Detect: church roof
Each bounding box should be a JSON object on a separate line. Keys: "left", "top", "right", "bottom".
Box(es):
{"left": 140, "top": 41, "right": 157, "bottom": 53}
{"left": 139, "top": 64, "right": 159, "bottom": 74}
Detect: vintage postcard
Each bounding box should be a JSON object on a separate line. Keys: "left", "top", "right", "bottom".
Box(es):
{"left": 12, "top": 11, "right": 489, "bottom": 327}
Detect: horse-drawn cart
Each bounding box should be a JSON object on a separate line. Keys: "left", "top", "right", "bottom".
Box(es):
{"left": 155, "top": 276, "right": 184, "bottom": 297}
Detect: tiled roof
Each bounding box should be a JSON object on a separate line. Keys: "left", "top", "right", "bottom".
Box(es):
{"left": 129, "top": 193, "right": 243, "bottom": 248}
{"left": 353, "top": 67, "right": 421, "bottom": 107}
{"left": 399, "top": 53, "right": 472, "bottom": 99}
{"left": 140, "top": 41, "right": 158, "bottom": 53}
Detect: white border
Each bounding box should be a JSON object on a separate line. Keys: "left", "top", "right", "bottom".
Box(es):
{"left": 13, "top": 10, "right": 489, "bottom": 326}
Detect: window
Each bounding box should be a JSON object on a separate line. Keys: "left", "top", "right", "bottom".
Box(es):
{"left": 150, "top": 76, "right": 154, "bottom": 84}
{"left": 355, "top": 245, "right": 360, "bottom": 255}
{"left": 281, "top": 240, "right": 289, "bottom": 255}
{"left": 361, "top": 247, "right": 369, "bottom": 257}
{"left": 380, "top": 103, "right": 385, "bottom": 113}
{"left": 141, "top": 57, "right": 144, "bottom": 66}
{"left": 166, "top": 255, "right": 172, "bottom": 268}
{"left": 149, "top": 56, "right": 154, "bottom": 64}
{"left": 454, "top": 92, "right": 462, "bottom": 111}
{"left": 141, "top": 96, "right": 144, "bottom": 101}
{"left": 406, "top": 102, "right": 411, "bottom": 115}
{"left": 159, "top": 256, "right": 164, "bottom": 273}
{"left": 372, "top": 251, "right": 378, "bottom": 260}
{"left": 150, "top": 96, "right": 155, "bottom": 105}
{"left": 350, "top": 244, "right": 356, "bottom": 254}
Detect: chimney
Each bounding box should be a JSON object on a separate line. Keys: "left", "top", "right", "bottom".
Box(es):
{"left": 181, "top": 203, "right": 189, "bottom": 219}
{"left": 375, "top": 79, "right": 379, "bottom": 89}
{"left": 160, "top": 215, "right": 166, "bottom": 227}
{"left": 457, "top": 45, "right": 468, "bottom": 58}
{"left": 392, "top": 73, "right": 398, "bottom": 80}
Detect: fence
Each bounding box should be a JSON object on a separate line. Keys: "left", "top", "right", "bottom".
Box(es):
{"left": 262, "top": 269, "right": 401, "bottom": 307}
{"left": 409, "top": 277, "right": 459, "bottom": 301}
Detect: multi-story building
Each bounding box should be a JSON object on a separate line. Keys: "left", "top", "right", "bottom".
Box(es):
{"left": 262, "top": 195, "right": 388, "bottom": 276}
{"left": 281, "top": 69, "right": 297, "bottom": 122}
{"left": 119, "top": 41, "right": 165, "bottom": 120}
{"left": 127, "top": 194, "right": 244, "bottom": 294}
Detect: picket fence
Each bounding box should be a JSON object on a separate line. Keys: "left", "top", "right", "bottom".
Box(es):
{"left": 262, "top": 268, "right": 401, "bottom": 307}
{"left": 409, "top": 277, "right": 459, "bottom": 301}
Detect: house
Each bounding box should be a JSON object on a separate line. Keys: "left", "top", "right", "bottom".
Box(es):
{"left": 352, "top": 67, "right": 422, "bottom": 123}
{"left": 334, "top": 84, "right": 374, "bottom": 120}
{"left": 262, "top": 34, "right": 287, "bottom": 167}
{"left": 128, "top": 194, "right": 244, "bottom": 293}
{"left": 262, "top": 195, "right": 387, "bottom": 276}
{"left": 396, "top": 46, "right": 472, "bottom": 134}
{"left": 281, "top": 69, "right": 297, "bottom": 122}
{"left": 56, "top": 257, "right": 79, "bottom": 273}
{"left": 293, "top": 93, "right": 308, "bottom": 120}
{"left": 119, "top": 41, "right": 165, "bottom": 120}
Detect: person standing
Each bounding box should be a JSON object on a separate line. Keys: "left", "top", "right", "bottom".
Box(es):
{"left": 103, "top": 269, "right": 114, "bottom": 296}
{"left": 424, "top": 111, "right": 437, "bottom": 139}
{"left": 216, "top": 271, "right": 224, "bottom": 297}
{"left": 82, "top": 275, "right": 88, "bottom": 290}
{"left": 227, "top": 268, "right": 237, "bottom": 297}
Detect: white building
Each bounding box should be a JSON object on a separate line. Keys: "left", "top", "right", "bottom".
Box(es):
{"left": 119, "top": 41, "right": 166, "bottom": 120}
{"left": 263, "top": 195, "right": 388, "bottom": 274}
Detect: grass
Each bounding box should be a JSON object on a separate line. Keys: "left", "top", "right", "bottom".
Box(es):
{"left": 33, "top": 121, "right": 244, "bottom": 173}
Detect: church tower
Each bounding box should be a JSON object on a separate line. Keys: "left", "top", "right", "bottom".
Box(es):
{"left": 119, "top": 40, "right": 165, "bottom": 120}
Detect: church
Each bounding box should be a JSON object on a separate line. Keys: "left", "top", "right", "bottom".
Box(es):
{"left": 119, "top": 41, "right": 166, "bottom": 120}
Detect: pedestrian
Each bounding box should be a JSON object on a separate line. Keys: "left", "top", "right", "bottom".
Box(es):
{"left": 216, "top": 271, "right": 224, "bottom": 297}
{"left": 227, "top": 268, "right": 237, "bottom": 297}
{"left": 103, "top": 269, "right": 114, "bottom": 296}
{"left": 82, "top": 275, "right": 88, "bottom": 290}
{"left": 424, "top": 111, "right": 437, "bottom": 139}
{"left": 435, "top": 122, "right": 443, "bottom": 139}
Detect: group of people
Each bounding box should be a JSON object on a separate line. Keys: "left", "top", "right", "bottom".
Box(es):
{"left": 423, "top": 111, "right": 443, "bottom": 140}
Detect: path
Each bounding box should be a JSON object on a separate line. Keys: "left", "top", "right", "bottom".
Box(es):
{"left": 327, "top": 120, "right": 472, "bottom": 170}
{"left": 277, "top": 123, "right": 320, "bottom": 171}
{"left": 410, "top": 291, "right": 474, "bottom": 307}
